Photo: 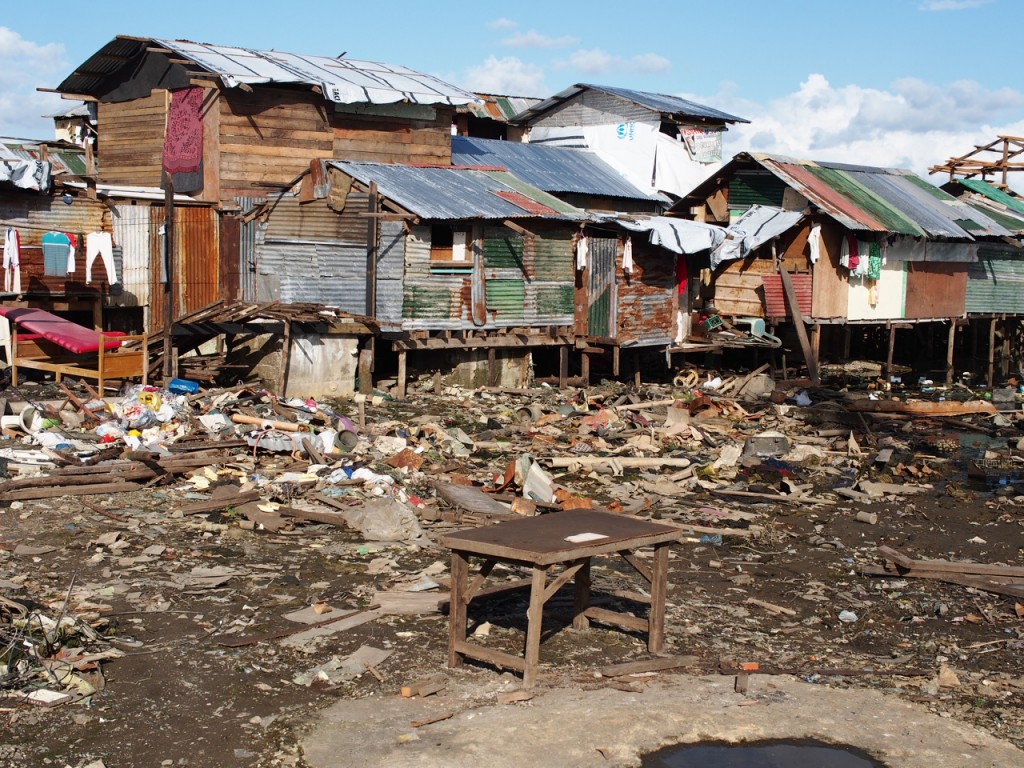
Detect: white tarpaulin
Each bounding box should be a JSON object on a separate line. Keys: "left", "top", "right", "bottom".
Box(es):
{"left": 710, "top": 205, "right": 804, "bottom": 269}
{"left": 617, "top": 216, "right": 726, "bottom": 255}
{"left": 0, "top": 153, "right": 50, "bottom": 192}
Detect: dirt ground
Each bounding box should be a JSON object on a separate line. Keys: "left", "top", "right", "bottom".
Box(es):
{"left": 1, "top": 376, "right": 1023, "bottom": 767}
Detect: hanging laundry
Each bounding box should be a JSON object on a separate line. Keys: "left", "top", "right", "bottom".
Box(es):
{"left": 576, "top": 231, "right": 589, "bottom": 270}
{"left": 846, "top": 234, "right": 860, "bottom": 273}
{"left": 622, "top": 236, "right": 634, "bottom": 274}
{"left": 867, "top": 242, "right": 883, "bottom": 280}
{"left": 66, "top": 233, "right": 78, "bottom": 275}
{"left": 41, "top": 231, "right": 72, "bottom": 278}
{"left": 808, "top": 224, "right": 822, "bottom": 264}
{"left": 3, "top": 227, "right": 21, "bottom": 293}
{"left": 85, "top": 232, "right": 118, "bottom": 285}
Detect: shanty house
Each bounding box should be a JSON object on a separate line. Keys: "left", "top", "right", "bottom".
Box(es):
{"left": 54, "top": 36, "right": 477, "bottom": 206}
{"left": 511, "top": 83, "right": 748, "bottom": 200}
{"left": 251, "top": 160, "right": 588, "bottom": 392}
{"left": 674, "top": 152, "right": 1024, "bottom": 383}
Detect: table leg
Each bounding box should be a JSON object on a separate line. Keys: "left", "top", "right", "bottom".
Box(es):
{"left": 573, "top": 557, "right": 591, "bottom": 630}
{"left": 448, "top": 550, "right": 469, "bottom": 668}
{"left": 523, "top": 564, "right": 549, "bottom": 688}
{"left": 648, "top": 542, "right": 669, "bottom": 653}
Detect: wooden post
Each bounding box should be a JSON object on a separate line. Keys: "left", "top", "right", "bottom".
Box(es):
{"left": 162, "top": 176, "right": 176, "bottom": 381}
{"left": 572, "top": 558, "right": 591, "bottom": 631}
{"left": 433, "top": 370, "right": 442, "bottom": 395}
{"left": 558, "top": 345, "right": 569, "bottom": 388}
{"left": 487, "top": 347, "right": 498, "bottom": 387}
{"left": 988, "top": 317, "right": 997, "bottom": 387}
{"left": 648, "top": 543, "right": 669, "bottom": 654}
{"left": 885, "top": 322, "right": 896, "bottom": 381}
{"left": 366, "top": 182, "right": 378, "bottom": 321}
{"left": 396, "top": 349, "right": 407, "bottom": 400}
{"left": 280, "top": 319, "right": 292, "bottom": 397}
{"left": 1001, "top": 315, "right": 1011, "bottom": 379}
{"left": 358, "top": 347, "right": 373, "bottom": 395}
{"left": 581, "top": 351, "right": 591, "bottom": 385}
{"left": 633, "top": 350, "right": 641, "bottom": 387}
{"left": 612, "top": 345, "right": 620, "bottom": 377}
{"left": 842, "top": 324, "right": 851, "bottom": 362}
{"left": 946, "top": 319, "right": 957, "bottom": 386}
{"left": 778, "top": 266, "right": 819, "bottom": 384}
{"left": 448, "top": 551, "right": 469, "bottom": 669}
{"left": 523, "top": 565, "right": 549, "bottom": 688}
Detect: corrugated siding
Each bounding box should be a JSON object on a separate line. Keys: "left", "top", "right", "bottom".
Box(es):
{"left": 483, "top": 232, "right": 524, "bottom": 269}
{"left": 485, "top": 279, "right": 526, "bottom": 318}
{"left": 176, "top": 206, "right": 220, "bottom": 316}
{"left": 967, "top": 246, "right": 1024, "bottom": 314}
{"left": 904, "top": 261, "right": 966, "bottom": 319}
{"left": 588, "top": 236, "right": 617, "bottom": 336}
{"left": 236, "top": 197, "right": 265, "bottom": 302}
{"left": 617, "top": 244, "right": 674, "bottom": 346}
{"left": 375, "top": 220, "right": 405, "bottom": 328}
{"left": 534, "top": 89, "right": 656, "bottom": 128}
{"left": 110, "top": 203, "right": 152, "bottom": 308}
{"left": 265, "top": 194, "right": 370, "bottom": 243}
{"left": 256, "top": 242, "right": 368, "bottom": 313}
{"left": 763, "top": 273, "right": 812, "bottom": 318}
{"left": 729, "top": 172, "right": 786, "bottom": 209}
{"left": 403, "top": 226, "right": 465, "bottom": 328}
{"left": 847, "top": 262, "right": 906, "bottom": 321}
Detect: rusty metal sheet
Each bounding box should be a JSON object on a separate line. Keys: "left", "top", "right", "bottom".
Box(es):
{"left": 904, "top": 261, "right": 966, "bottom": 319}
{"left": 763, "top": 273, "right": 812, "bottom": 318}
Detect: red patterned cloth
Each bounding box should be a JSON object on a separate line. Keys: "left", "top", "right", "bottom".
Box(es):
{"left": 163, "top": 87, "right": 205, "bottom": 174}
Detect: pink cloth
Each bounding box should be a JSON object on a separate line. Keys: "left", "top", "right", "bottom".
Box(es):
{"left": 0, "top": 307, "right": 124, "bottom": 354}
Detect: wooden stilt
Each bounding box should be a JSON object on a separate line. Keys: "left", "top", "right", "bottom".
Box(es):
{"left": 581, "top": 351, "right": 591, "bottom": 385}
{"left": 433, "top": 370, "right": 442, "bottom": 395}
{"left": 559, "top": 345, "right": 569, "bottom": 388}
{"left": 946, "top": 319, "right": 957, "bottom": 386}
{"left": 988, "top": 318, "right": 997, "bottom": 387}
{"left": 487, "top": 347, "right": 498, "bottom": 388}
{"left": 358, "top": 347, "right": 373, "bottom": 396}
{"left": 396, "top": 349, "right": 407, "bottom": 400}
{"left": 885, "top": 322, "right": 896, "bottom": 381}
{"left": 633, "top": 350, "right": 641, "bottom": 387}
{"left": 612, "top": 345, "right": 620, "bottom": 377}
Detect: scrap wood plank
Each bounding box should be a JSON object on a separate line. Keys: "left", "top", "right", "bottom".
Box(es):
{"left": 847, "top": 399, "right": 997, "bottom": 416}
{"left": 401, "top": 674, "right": 447, "bottom": 698}
{"left": 0, "top": 481, "right": 142, "bottom": 501}
{"left": 372, "top": 590, "right": 449, "bottom": 615}
{"left": 862, "top": 564, "right": 1024, "bottom": 599}
{"left": 877, "top": 545, "right": 1024, "bottom": 578}
{"left": 180, "top": 489, "right": 261, "bottom": 515}
{"left": 599, "top": 656, "right": 700, "bottom": 678}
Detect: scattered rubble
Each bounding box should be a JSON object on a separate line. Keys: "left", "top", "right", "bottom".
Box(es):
{"left": 1, "top": 366, "right": 1023, "bottom": 765}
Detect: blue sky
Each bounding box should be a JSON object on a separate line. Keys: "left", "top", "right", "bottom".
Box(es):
{"left": 2, "top": 0, "right": 1022, "bottom": 185}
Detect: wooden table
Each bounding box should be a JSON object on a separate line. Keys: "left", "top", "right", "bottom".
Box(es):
{"left": 441, "top": 509, "right": 679, "bottom": 687}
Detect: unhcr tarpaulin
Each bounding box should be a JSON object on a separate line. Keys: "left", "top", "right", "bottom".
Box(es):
{"left": 0, "top": 145, "right": 50, "bottom": 192}
{"left": 617, "top": 216, "right": 726, "bottom": 254}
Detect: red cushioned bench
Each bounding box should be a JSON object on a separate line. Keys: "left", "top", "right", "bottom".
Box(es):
{"left": 0, "top": 307, "right": 148, "bottom": 391}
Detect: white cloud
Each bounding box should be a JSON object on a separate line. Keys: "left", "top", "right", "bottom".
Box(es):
{"left": 694, "top": 74, "right": 1024, "bottom": 185}
{"left": 0, "top": 27, "right": 68, "bottom": 139}
{"left": 462, "top": 55, "right": 547, "bottom": 97}
{"left": 503, "top": 29, "right": 578, "bottom": 49}
{"left": 919, "top": 0, "right": 993, "bottom": 10}
{"left": 487, "top": 17, "right": 518, "bottom": 30}
{"left": 567, "top": 48, "right": 672, "bottom": 76}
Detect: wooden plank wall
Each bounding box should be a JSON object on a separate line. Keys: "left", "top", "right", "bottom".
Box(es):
{"left": 219, "top": 89, "right": 335, "bottom": 201}
{"left": 97, "top": 91, "right": 168, "bottom": 188}
{"left": 811, "top": 222, "right": 848, "bottom": 320}
{"left": 713, "top": 259, "right": 774, "bottom": 318}
{"left": 218, "top": 89, "right": 453, "bottom": 201}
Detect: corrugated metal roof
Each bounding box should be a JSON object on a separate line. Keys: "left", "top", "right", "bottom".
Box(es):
{"left": 746, "top": 153, "right": 976, "bottom": 239}
{"left": 451, "top": 136, "right": 664, "bottom": 202}
{"left": 329, "top": 161, "right": 587, "bottom": 221}
{"left": 955, "top": 178, "right": 1024, "bottom": 215}
{"left": 57, "top": 36, "right": 477, "bottom": 106}
{"left": 511, "top": 83, "right": 748, "bottom": 125}
{"left": 460, "top": 94, "right": 541, "bottom": 121}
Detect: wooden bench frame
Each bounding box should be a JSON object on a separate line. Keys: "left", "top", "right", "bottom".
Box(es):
{"left": 10, "top": 327, "right": 149, "bottom": 392}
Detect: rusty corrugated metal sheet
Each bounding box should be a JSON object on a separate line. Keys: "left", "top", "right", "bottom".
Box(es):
{"left": 762, "top": 273, "right": 812, "bottom": 318}
{"left": 904, "top": 261, "right": 966, "bottom": 319}
{"left": 236, "top": 197, "right": 264, "bottom": 302}
{"left": 588, "top": 237, "right": 617, "bottom": 337}
{"left": 617, "top": 245, "right": 675, "bottom": 346}
{"left": 176, "top": 206, "right": 219, "bottom": 316}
